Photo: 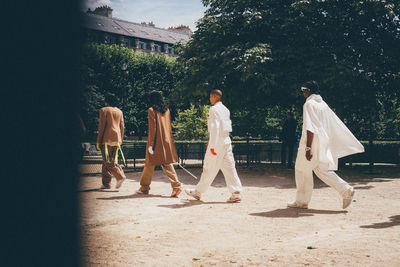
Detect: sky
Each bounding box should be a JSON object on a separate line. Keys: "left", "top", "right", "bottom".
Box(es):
{"left": 83, "top": 0, "right": 207, "bottom": 31}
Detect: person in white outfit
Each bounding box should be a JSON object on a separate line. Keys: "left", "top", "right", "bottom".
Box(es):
{"left": 288, "top": 81, "right": 364, "bottom": 209}
{"left": 185, "top": 90, "right": 243, "bottom": 203}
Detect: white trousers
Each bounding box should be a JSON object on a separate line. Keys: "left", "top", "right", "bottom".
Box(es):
{"left": 295, "top": 165, "right": 351, "bottom": 204}
{"left": 195, "top": 143, "right": 242, "bottom": 194}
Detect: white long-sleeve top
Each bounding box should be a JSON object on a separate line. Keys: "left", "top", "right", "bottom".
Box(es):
{"left": 297, "top": 94, "right": 364, "bottom": 171}
{"left": 208, "top": 101, "right": 232, "bottom": 148}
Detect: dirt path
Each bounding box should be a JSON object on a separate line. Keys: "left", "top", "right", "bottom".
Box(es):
{"left": 79, "top": 166, "right": 400, "bottom": 266}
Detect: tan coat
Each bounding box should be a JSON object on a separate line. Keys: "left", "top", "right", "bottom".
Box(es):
{"left": 147, "top": 107, "right": 178, "bottom": 165}
{"left": 97, "top": 106, "right": 124, "bottom": 144}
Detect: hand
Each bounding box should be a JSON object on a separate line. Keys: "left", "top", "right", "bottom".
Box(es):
{"left": 148, "top": 146, "right": 154, "bottom": 155}
{"left": 210, "top": 148, "right": 217, "bottom": 156}
{"left": 306, "top": 150, "right": 312, "bottom": 161}
{"left": 96, "top": 143, "right": 101, "bottom": 151}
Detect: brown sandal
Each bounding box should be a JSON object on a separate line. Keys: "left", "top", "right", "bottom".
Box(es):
{"left": 136, "top": 189, "right": 149, "bottom": 195}
{"left": 170, "top": 188, "right": 182, "bottom": 197}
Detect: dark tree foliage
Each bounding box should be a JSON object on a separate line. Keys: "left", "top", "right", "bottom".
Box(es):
{"left": 178, "top": 0, "right": 400, "bottom": 139}
{"left": 80, "top": 44, "right": 184, "bottom": 138}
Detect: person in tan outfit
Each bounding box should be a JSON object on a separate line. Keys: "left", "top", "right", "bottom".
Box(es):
{"left": 136, "top": 90, "right": 182, "bottom": 197}
{"left": 96, "top": 93, "right": 126, "bottom": 189}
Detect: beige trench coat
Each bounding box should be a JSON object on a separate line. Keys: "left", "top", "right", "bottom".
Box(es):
{"left": 146, "top": 107, "right": 178, "bottom": 165}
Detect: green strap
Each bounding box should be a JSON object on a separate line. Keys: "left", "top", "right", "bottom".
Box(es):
{"left": 104, "top": 143, "right": 110, "bottom": 162}
{"left": 115, "top": 146, "right": 119, "bottom": 163}
{"left": 104, "top": 143, "right": 125, "bottom": 165}
{"left": 118, "top": 143, "right": 126, "bottom": 166}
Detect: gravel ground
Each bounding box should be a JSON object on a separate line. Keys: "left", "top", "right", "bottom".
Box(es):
{"left": 79, "top": 165, "right": 400, "bottom": 266}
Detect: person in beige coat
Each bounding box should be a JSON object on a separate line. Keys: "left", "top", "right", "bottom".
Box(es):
{"left": 96, "top": 93, "right": 126, "bottom": 189}
{"left": 136, "top": 90, "right": 182, "bottom": 197}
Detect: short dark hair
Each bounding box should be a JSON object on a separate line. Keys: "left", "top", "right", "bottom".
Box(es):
{"left": 302, "top": 80, "right": 319, "bottom": 94}
{"left": 105, "top": 92, "right": 118, "bottom": 106}
{"left": 210, "top": 89, "right": 222, "bottom": 98}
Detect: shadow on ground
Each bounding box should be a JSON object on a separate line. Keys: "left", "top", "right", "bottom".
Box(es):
{"left": 78, "top": 188, "right": 103, "bottom": 193}
{"left": 78, "top": 188, "right": 120, "bottom": 193}
{"left": 122, "top": 165, "right": 399, "bottom": 192}
{"left": 360, "top": 215, "right": 400, "bottom": 229}
{"left": 249, "top": 208, "right": 348, "bottom": 218}
{"left": 158, "top": 199, "right": 230, "bottom": 209}
{"left": 97, "top": 194, "right": 171, "bottom": 200}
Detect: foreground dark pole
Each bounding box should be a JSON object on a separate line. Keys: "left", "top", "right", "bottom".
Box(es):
{"left": 4, "top": 1, "right": 83, "bottom": 266}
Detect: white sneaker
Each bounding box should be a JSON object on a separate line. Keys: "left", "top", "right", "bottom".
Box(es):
{"left": 342, "top": 187, "right": 355, "bottom": 209}
{"left": 115, "top": 177, "right": 126, "bottom": 189}
{"left": 287, "top": 201, "right": 308, "bottom": 209}
{"left": 184, "top": 188, "right": 201, "bottom": 200}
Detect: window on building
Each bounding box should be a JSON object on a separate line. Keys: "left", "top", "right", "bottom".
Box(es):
{"left": 154, "top": 44, "right": 161, "bottom": 52}
{"left": 167, "top": 47, "right": 174, "bottom": 54}
{"left": 139, "top": 41, "right": 147, "bottom": 50}
{"left": 109, "top": 36, "right": 116, "bottom": 44}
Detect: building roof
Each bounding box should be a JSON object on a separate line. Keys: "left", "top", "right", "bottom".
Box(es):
{"left": 82, "top": 13, "right": 191, "bottom": 45}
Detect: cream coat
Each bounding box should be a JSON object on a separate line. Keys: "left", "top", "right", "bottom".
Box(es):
{"left": 295, "top": 94, "right": 364, "bottom": 171}
{"left": 208, "top": 101, "right": 232, "bottom": 148}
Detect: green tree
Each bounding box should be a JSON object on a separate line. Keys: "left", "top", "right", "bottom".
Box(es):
{"left": 80, "top": 43, "right": 182, "bottom": 137}
{"left": 178, "top": 0, "right": 400, "bottom": 139}
{"left": 172, "top": 104, "right": 209, "bottom": 140}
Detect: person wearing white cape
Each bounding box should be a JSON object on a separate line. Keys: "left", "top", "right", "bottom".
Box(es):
{"left": 288, "top": 81, "right": 364, "bottom": 209}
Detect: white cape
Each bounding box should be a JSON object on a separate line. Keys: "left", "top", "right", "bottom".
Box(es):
{"left": 301, "top": 94, "right": 364, "bottom": 171}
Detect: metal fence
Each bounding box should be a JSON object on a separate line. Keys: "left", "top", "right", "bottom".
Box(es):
{"left": 174, "top": 141, "right": 285, "bottom": 167}
{"left": 78, "top": 140, "right": 400, "bottom": 175}
{"left": 79, "top": 140, "right": 288, "bottom": 174}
